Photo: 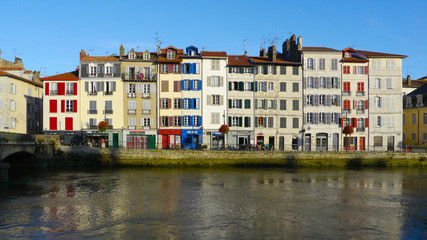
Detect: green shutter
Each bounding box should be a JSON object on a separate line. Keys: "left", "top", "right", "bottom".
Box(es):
{"left": 239, "top": 99, "right": 242, "bottom": 108}
{"left": 245, "top": 99, "right": 250, "bottom": 109}
{"left": 239, "top": 82, "right": 244, "bottom": 91}
{"left": 239, "top": 117, "right": 243, "bottom": 127}
{"left": 228, "top": 117, "right": 232, "bottom": 125}
{"left": 229, "top": 99, "right": 232, "bottom": 108}
{"left": 229, "top": 82, "right": 232, "bottom": 91}
{"left": 251, "top": 82, "right": 254, "bottom": 91}
{"left": 273, "top": 100, "right": 277, "bottom": 109}
{"left": 254, "top": 100, "right": 258, "bottom": 109}
{"left": 255, "top": 82, "right": 258, "bottom": 92}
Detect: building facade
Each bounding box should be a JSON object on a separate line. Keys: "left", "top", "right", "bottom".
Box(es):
{"left": 403, "top": 84, "right": 427, "bottom": 147}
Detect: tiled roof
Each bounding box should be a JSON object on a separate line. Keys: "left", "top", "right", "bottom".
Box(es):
{"left": 356, "top": 50, "right": 407, "bottom": 58}
{"left": 0, "top": 71, "right": 43, "bottom": 87}
{"left": 40, "top": 70, "right": 79, "bottom": 81}
{"left": 0, "top": 66, "right": 24, "bottom": 70}
{"left": 407, "top": 83, "right": 427, "bottom": 97}
{"left": 81, "top": 55, "right": 119, "bottom": 62}
{"left": 202, "top": 51, "right": 227, "bottom": 57}
{"left": 303, "top": 47, "right": 340, "bottom": 52}
{"left": 250, "top": 56, "right": 301, "bottom": 65}
{"left": 24, "top": 70, "right": 33, "bottom": 74}
{"left": 228, "top": 55, "right": 253, "bottom": 67}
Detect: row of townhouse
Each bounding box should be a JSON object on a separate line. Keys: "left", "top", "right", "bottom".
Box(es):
{"left": 41, "top": 34, "right": 407, "bottom": 151}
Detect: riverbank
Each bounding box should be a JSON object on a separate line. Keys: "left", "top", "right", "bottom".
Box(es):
{"left": 49, "top": 146, "right": 427, "bottom": 168}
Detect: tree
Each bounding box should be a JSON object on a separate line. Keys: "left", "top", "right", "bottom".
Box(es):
{"left": 342, "top": 125, "right": 354, "bottom": 150}
{"left": 98, "top": 121, "right": 109, "bottom": 132}
{"left": 219, "top": 124, "right": 230, "bottom": 150}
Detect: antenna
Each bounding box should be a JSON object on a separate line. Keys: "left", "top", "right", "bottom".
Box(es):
{"left": 106, "top": 51, "right": 110, "bottom": 55}
{"left": 260, "top": 36, "right": 267, "bottom": 49}
{"left": 0, "top": 49, "right": 5, "bottom": 59}
{"left": 155, "top": 32, "right": 163, "bottom": 48}
{"left": 136, "top": 45, "right": 140, "bottom": 52}
{"left": 202, "top": 46, "right": 206, "bottom": 51}
{"left": 243, "top": 39, "right": 248, "bottom": 53}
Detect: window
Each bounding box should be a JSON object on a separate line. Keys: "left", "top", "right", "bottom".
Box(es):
{"left": 90, "top": 65, "right": 97, "bottom": 77}
{"left": 212, "top": 95, "right": 220, "bottom": 105}
{"left": 319, "top": 77, "right": 326, "bottom": 88}
{"left": 292, "top": 118, "right": 299, "bottom": 128}
{"left": 375, "top": 97, "right": 382, "bottom": 108}
{"left": 292, "top": 100, "right": 299, "bottom": 110}
{"left": 268, "top": 117, "right": 274, "bottom": 128}
{"left": 319, "top": 113, "right": 325, "bottom": 123}
{"left": 306, "top": 77, "right": 313, "bottom": 88}
{"left": 231, "top": 116, "right": 239, "bottom": 127}
{"left": 161, "top": 64, "right": 168, "bottom": 73}
{"left": 184, "top": 116, "right": 191, "bottom": 126}
{"left": 331, "top": 59, "right": 338, "bottom": 70}
{"left": 104, "top": 100, "right": 113, "bottom": 114}
{"left": 386, "top": 78, "right": 394, "bottom": 89}
{"left": 193, "top": 80, "right": 200, "bottom": 90}
{"left": 128, "top": 100, "right": 137, "bottom": 114}
{"left": 306, "top": 113, "right": 313, "bottom": 124}
{"left": 332, "top": 77, "right": 339, "bottom": 88}
{"left": 211, "top": 112, "right": 220, "bottom": 124}
{"left": 161, "top": 81, "right": 169, "bottom": 92}
{"left": 424, "top": 113, "right": 427, "bottom": 125}
{"left": 141, "top": 118, "right": 151, "bottom": 127}
{"left": 280, "top": 118, "right": 286, "bottom": 128}
{"left": 374, "top": 78, "right": 381, "bottom": 89}
{"left": 417, "top": 95, "right": 423, "bottom": 106}
{"left": 270, "top": 65, "right": 276, "bottom": 75}
{"left": 128, "top": 117, "right": 137, "bottom": 129}
{"left": 412, "top": 113, "right": 417, "bottom": 125}
{"left": 403, "top": 114, "right": 406, "bottom": 126}
{"left": 161, "top": 98, "right": 170, "bottom": 109}
{"left": 66, "top": 83, "right": 74, "bottom": 95}
{"left": 373, "top": 60, "right": 381, "bottom": 70}
{"left": 386, "top": 60, "right": 395, "bottom": 70}
{"left": 292, "top": 66, "right": 299, "bottom": 75}
{"left": 343, "top": 82, "right": 350, "bottom": 92}
{"left": 268, "top": 82, "right": 274, "bottom": 91}
{"left": 280, "top": 82, "right": 286, "bottom": 92}
{"left": 105, "top": 65, "right": 113, "bottom": 77}
{"left": 9, "top": 100, "right": 16, "bottom": 111}
{"left": 211, "top": 76, "right": 220, "bottom": 87}
{"left": 343, "top": 99, "right": 351, "bottom": 110}
{"left": 244, "top": 82, "right": 252, "bottom": 91}
{"left": 257, "top": 117, "right": 265, "bottom": 127}
{"left": 423, "top": 133, "right": 427, "bottom": 141}
{"left": 193, "top": 116, "right": 200, "bottom": 126}
{"left": 89, "top": 118, "right": 97, "bottom": 129}
{"left": 357, "top": 82, "right": 364, "bottom": 92}
{"left": 244, "top": 117, "right": 251, "bottom": 127}
{"left": 184, "top": 98, "right": 191, "bottom": 109}
{"left": 377, "top": 116, "right": 382, "bottom": 127}
{"left": 174, "top": 64, "right": 180, "bottom": 73}
{"left": 245, "top": 99, "right": 251, "bottom": 109}
{"left": 292, "top": 83, "right": 299, "bottom": 92}
{"left": 258, "top": 99, "right": 266, "bottom": 109}
{"left": 374, "top": 136, "right": 383, "bottom": 146}
{"left": 357, "top": 100, "right": 364, "bottom": 111}
{"left": 231, "top": 99, "right": 241, "bottom": 109}
{"left": 280, "top": 66, "right": 286, "bottom": 75}
{"left": 174, "top": 98, "right": 182, "bottom": 109}
{"left": 212, "top": 60, "right": 220, "bottom": 70}
{"left": 89, "top": 100, "right": 97, "bottom": 114}
{"left": 319, "top": 58, "right": 325, "bottom": 70}
{"left": 143, "top": 53, "right": 149, "bottom": 60}
{"left": 343, "top": 66, "right": 350, "bottom": 74}
{"left": 411, "top": 133, "right": 416, "bottom": 141}
{"left": 280, "top": 100, "right": 287, "bottom": 110}
{"left": 161, "top": 116, "right": 169, "bottom": 127}
{"left": 258, "top": 82, "right": 267, "bottom": 92}
{"left": 50, "top": 82, "right": 58, "bottom": 95}
{"left": 167, "top": 51, "right": 175, "bottom": 59}
{"left": 307, "top": 58, "right": 314, "bottom": 70}
{"left": 183, "top": 80, "right": 191, "bottom": 91}
{"left": 66, "top": 100, "right": 74, "bottom": 112}
{"left": 319, "top": 95, "right": 325, "bottom": 105}
{"left": 268, "top": 100, "right": 275, "bottom": 109}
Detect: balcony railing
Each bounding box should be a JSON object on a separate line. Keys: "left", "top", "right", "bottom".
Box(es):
{"left": 128, "top": 125, "right": 136, "bottom": 130}
{"left": 88, "top": 110, "right": 97, "bottom": 114}
{"left": 142, "top": 93, "right": 150, "bottom": 98}
{"left": 128, "top": 109, "right": 136, "bottom": 115}
{"left": 103, "top": 91, "right": 113, "bottom": 96}
{"left": 108, "top": 125, "right": 113, "bottom": 129}
{"left": 89, "top": 73, "right": 97, "bottom": 77}
{"left": 357, "top": 127, "right": 365, "bottom": 132}
{"left": 104, "top": 73, "right": 113, "bottom": 77}
{"left": 66, "top": 90, "right": 74, "bottom": 95}
{"left": 128, "top": 93, "right": 136, "bottom": 98}
{"left": 343, "top": 109, "right": 351, "bottom": 114}
{"left": 356, "top": 91, "right": 365, "bottom": 96}
{"left": 89, "top": 125, "right": 97, "bottom": 129}
{"left": 88, "top": 91, "right": 97, "bottom": 96}
{"left": 104, "top": 110, "right": 113, "bottom": 114}
{"left": 142, "top": 109, "right": 151, "bottom": 115}
{"left": 50, "top": 90, "right": 57, "bottom": 95}
{"left": 142, "top": 126, "right": 151, "bottom": 130}
{"left": 122, "top": 73, "right": 157, "bottom": 82}
{"left": 342, "top": 91, "right": 351, "bottom": 96}
{"left": 356, "top": 109, "right": 365, "bottom": 114}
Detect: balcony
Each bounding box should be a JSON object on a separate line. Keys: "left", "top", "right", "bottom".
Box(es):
{"left": 356, "top": 127, "right": 365, "bottom": 132}
{"left": 356, "top": 109, "right": 365, "bottom": 114}
{"left": 103, "top": 91, "right": 113, "bottom": 96}
{"left": 128, "top": 125, "right": 136, "bottom": 130}
{"left": 88, "top": 91, "right": 97, "bottom": 96}
{"left": 104, "top": 73, "right": 113, "bottom": 77}
{"left": 356, "top": 91, "right": 365, "bottom": 96}
{"left": 142, "top": 93, "right": 150, "bottom": 98}
{"left": 122, "top": 73, "right": 157, "bottom": 82}
{"left": 108, "top": 125, "right": 113, "bottom": 129}
{"left": 128, "top": 93, "right": 136, "bottom": 98}
{"left": 50, "top": 90, "right": 57, "bottom": 95}
{"left": 143, "top": 126, "right": 151, "bottom": 130}
{"left": 89, "top": 73, "right": 97, "bottom": 78}
{"left": 89, "top": 125, "right": 97, "bottom": 129}
{"left": 66, "top": 90, "right": 74, "bottom": 95}
{"left": 342, "top": 91, "right": 351, "bottom": 96}
{"left": 142, "top": 109, "right": 151, "bottom": 115}
{"left": 343, "top": 109, "right": 351, "bottom": 114}
{"left": 88, "top": 110, "right": 97, "bottom": 114}
{"left": 128, "top": 109, "right": 136, "bottom": 115}
{"left": 104, "top": 110, "right": 113, "bottom": 114}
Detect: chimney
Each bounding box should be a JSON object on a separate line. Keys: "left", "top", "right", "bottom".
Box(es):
{"left": 157, "top": 45, "right": 161, "bottom": 55}
{"left": 268, "top": 45, "right": 277, "bottom": 62}
{"left": 80, "top": 49, "right": 87, "bottom": 60}
{"left": 297, "top": 36, "right": 303, "bottom": 51}
{"left": 244, "top": 51, "right": 247, "bottom": 57}
{"left": 407, "top": 75, "right": 411, "bottom": 85}
{"left": 260, "top": 48, "right": 267, "bottom": 57}
{"left": 120, "top": 44, "right": 124, "bottom": 57}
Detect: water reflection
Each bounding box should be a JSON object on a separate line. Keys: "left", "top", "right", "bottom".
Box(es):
{"left": 0, "top": 168, "right": 426, "bottom": 239}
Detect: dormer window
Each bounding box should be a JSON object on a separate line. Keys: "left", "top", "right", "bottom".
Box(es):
{"left": 143, "top": 53, "right": 149, "bottom": 60}
{"left": 189, "top": 51, "right": 195, "bottom": 56}
{"left": 417, "top": 95, "right": 423, "bottom": 107}
{"left": 406, "top": 97, "right": 412, "bottom": 108}
{"left": 105, "top": 64, "right": 113, "bottom": 77}
{"left": 167, "top": 51, "right": 175, "bottom": 59}
{"left": 129, "top": 53, "right": 136, "bottom": 60}
{"left": 345, "top": 52, "right": 351, "bottom": 58}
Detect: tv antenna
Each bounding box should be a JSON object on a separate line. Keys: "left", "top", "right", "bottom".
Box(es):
{"left": 136, "top": 45, "right": 140, "bottom": 52}
{"left": 202, "top": 46, "right": 206, "bottom": 51}
{"left": 155, "top": 32, "right": 163, "bottom": 48}
{"left": 243, "top": 39, "right": 248, "bottom": 53}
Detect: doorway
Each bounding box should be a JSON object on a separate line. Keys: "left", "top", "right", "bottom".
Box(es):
{"left": 305, "top": 134, "right": 311, "bottom": 151}
{"left": 316, "top": 133, "right": 328, "bottom": 151}
{"left": 387, "top": 136, "right": 395, "bottom": 151}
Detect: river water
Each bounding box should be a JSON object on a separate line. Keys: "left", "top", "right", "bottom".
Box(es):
{"left": 0, "top": 167, "right": 426, "bottom": 239}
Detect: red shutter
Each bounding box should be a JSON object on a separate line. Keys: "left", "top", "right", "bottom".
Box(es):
{"left": 365, "top": 100, "right": 369, "bottom": 109}
{"left": 49, "top": 100, "right": 57, "bottom": 113}
{"left": 61, "top": 100, "right": 65, "bottom": 112}
{"left": 45, "top": 82, "right": 50, "bottom": 95}
{"left": 364, "top": 66, "right": 368, "bottom": 74}
{"left": 73, "top": 100, "right": 77, "bottom": 112}
{"left": 58, "top": 83, "right": 65, "bottom": 95}
{"left": 168, "top": 64, "right": 173, "bottom": 73}
{"left": 353, "top": 118, "right": 358, "bottom": 128}
{"left": 169, "top": 116, "right": 174, "bottom": 126}
{"left": 361, "top": 82, "right": 364, "bottom": 91}
{"left": 365, "top": 118, "right": 369, "bottom": 128}
{"left": 168, "top": 98, "right": 171, "bottom": 109}
{"left": 353, "top": 66, "right": 357, "bottom": 74}
{"left": 73, "top": 83, "right": 77, "bottom": 95}
{"left": 353, "top": 100, "right": 357, "bottom": 109}
{"left": 65, "top": 117, "right": 73, "bottom": 130}
{"left": 49, "top": 117, "right": 57, "bottom": 130}
{"left": 173, "top": 81, "right": 177, "bottom": 92}
{"left": 340, "top": 118, "right": 344, "bottom": 127}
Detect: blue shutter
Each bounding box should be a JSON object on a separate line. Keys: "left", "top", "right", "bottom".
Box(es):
{"left": 190, "top": 116, "right": 194, "bottom": 126}
{"left": 199, "top": 116, "right": 202, "bottom": 126}
{"left": 182, "top": 64, "right": 185, "bottom": 73}
{"left": 190, "top": 98, "right": 194, "bottom": 109}
{"left": 182, "top": 80, "right": 185, "bottom": 91}
{"left": 190, "top": 80, "right": 194, "bottom": 90}
{"left": 199, "top": 80, "right": 202, "bottom": 90}
{"left": 190, "top": 63, "right": 195, "bottom": 73}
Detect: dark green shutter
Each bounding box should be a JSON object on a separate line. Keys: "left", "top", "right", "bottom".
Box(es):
{"left": 239, "top": 117, "right": 243, "bottom": 127}
{"left": 228, "top": 117, "right": 232, "bottom": 125}
{"left": 229, "top": 99, "right": 232, "bottom": 108}
{"left": 229, "top": 82, "right": 232, "bottom": 91}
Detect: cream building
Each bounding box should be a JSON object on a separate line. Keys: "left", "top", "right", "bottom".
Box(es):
{"left": 302, "top": 47, "right": 342, "bottom": 151}
{"left": 79, "top": 50, "right": 123, "bottom": 148}
{"left": 201, "top": 51, "right": 228, "bottom": 149}
{"left": 120, "top": 46, "right": 158, "bottom": 149}
{"left": 0, "top": 57, "right": 42, "bottom": 134}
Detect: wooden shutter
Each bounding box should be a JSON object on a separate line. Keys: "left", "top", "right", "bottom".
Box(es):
{"left": 169, "top": 116, "right": 174, "bottom": 127}
{"left": 364, "top": 66, "right": 368, "bottom": 74}
{"left": 49, "top": 117, "right": 57, "bottom": 130}
{"left": 73, "top": 100, "right": 78, "bottom": 112}
{"left": 365, "top": 118, "right": 369, "bottom": 128}
{"left": 45, "top": 82, "right": 49, "bottom": 95}
{"left": 61, "top": 100, "right": 65, "bottom": 112}
{"left": 365, "top": 100, "right": 369, "bottom": 109}
{"left": 50, "top": 100, "right": 57, "bottom": 113}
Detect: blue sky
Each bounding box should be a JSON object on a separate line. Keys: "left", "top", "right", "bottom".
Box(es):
{"left": 1, "top": 0, "right": 426, "bottom": 79}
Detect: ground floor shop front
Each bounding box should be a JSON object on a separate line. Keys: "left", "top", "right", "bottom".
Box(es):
{"left": 303, "top": 132, "right": 340, "bottom": 152}
{"left": 124, "top": 130, "right": 156, "bottom": 149}
{"left": 83, "top": 130, "right": 123, "bottom": 148}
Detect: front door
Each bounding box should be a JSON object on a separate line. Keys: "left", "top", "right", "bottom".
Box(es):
{"left": 316, "top": 134, "right": 328, "bottom": 151}
{"left": 113, "top": 133, "right": 119, "bottom": 148}
{"left": 360, "top": 137, "right": 365, "bottom": 151}
{"left": 268, "top": 136, "right": 275, "bottom": 150}
{"left": 387, "top": 136, "right": 395, "bottom": 151}
{"left": 305, "top": 134, "right": 311, "bottom": 151}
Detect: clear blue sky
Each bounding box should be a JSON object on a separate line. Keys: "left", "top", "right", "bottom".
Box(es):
{"left": 1, "top": 0, "right": 426, "bottom": 79}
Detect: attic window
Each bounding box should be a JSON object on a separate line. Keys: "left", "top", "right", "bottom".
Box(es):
{"left": 345, "top": 52, "right": 351, "bottom": 58}
{"left": 234, "top": 57, "right": 240, "bottom": 60}
{"left": 143, "top": 53, "right": 149, "bottom": 60}
{"left": 406, "top": 97, "right": 412, "bottom": 108}
{"left": 129, "top": 53, "right": 136, "bottom": 60}
{"left": 417, "top": 95, "right": 423, "bottom": 107}
{"left": 189, "top": 51, "right": 195, "bottom": 56}
{"left": 167, "top": 51, "right": 175, "bottom": 59}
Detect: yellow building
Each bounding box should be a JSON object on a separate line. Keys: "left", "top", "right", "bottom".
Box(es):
{"left": 0, "top": 57, "right": 43, "bottom": 134}
{"left": 403, "top": 83, "right": 427, "bottom": 147}
{"left": 119, "top": 46, "right": 158, "bottom": 149}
